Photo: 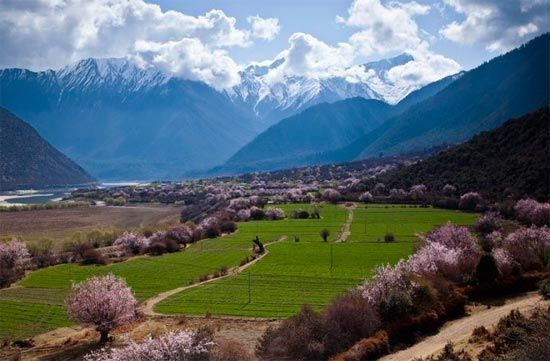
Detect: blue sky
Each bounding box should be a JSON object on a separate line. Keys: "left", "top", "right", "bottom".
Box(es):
{"left": 154, "top": 0, "right": 546, "bottom": 69}
{"left": 0, "top": 1, "right": 548, "bottom": 89}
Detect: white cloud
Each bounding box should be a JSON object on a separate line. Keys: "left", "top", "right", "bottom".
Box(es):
{"left": 134, "top": 39, "right": 241, "bottom": 90}
{"left": 343, "top": 0, "right": 431, "bottom": 56}
{"left": 261, "top": 0, "right": 459, "bottom": 93}
{"left": 247, "top": 15, "right": 280, "bottom": 41}
{"left": 440, "top": 0, "right": 550, "bottom": 52}
{"left": 0, "top": 0, "right": 256, "bottom": 88}
{"left": 386, "top": 46, "right": 461, "bottom": 87}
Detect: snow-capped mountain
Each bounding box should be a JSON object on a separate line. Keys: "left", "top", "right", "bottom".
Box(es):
{"left": 0, "top": 58, "right": 257, "bottom": 180}
{"left": 226, "top": 53, "right": 416, "bottom": 125}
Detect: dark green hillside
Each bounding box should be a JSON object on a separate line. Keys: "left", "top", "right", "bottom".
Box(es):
{"left": 380, "top": 108, "right": 550, "bottom": 201}
{"left": 0, "top": 107, "right": 95, "bottom": 190}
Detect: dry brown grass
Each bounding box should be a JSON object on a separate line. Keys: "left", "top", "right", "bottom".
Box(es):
{"left": 0, "top": 205, "right": 181, "bottom": 244}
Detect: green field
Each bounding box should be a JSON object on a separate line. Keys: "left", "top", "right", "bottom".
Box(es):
{"left": 154, "top": 204, "right": 477, "bottom": 317}
{"left": 0, "top": 204, "right": 477, "bottom": 340}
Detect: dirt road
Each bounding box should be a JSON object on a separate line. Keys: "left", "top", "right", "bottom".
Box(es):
{"left": 380, "top": 292, "right": 546, "bottom": 361}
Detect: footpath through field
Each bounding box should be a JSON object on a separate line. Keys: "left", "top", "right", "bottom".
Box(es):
{"left": 142, "top": 236, "right": 287, "bottom": 316}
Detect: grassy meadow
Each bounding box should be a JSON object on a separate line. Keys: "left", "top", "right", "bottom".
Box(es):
{"left": 0, "top": 203, "right": 477, "bottom": 340}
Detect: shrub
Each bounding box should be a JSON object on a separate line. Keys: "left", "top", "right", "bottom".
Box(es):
{"left": 320, "top": 228, "right": 330, "bottom": 242}
{"left": 475, "top": 212, "right": 502, "bottom": 235}
{"left": 28, "top": 239, "right": 57, "bottom": 268}
{"left": 249, "top": 206, "right": 265, "bottom": 220}
{"left": 379, "top": 289, "right": 414, "bottom": 321}
{"left": 148, "top": 241, "right": 167, "bottom": 256}
{"left": 384, "top": 232, "right": 395, "bottom": 243}
{"left": 322, "top": 290, "right": 381, "bottom": 355}
{"left": 322, "top": 188, "right": 341, "bottom": 203}
{"left": 293, "top": 209, "right": 310, "bottom": 219}
{"left": 211, "top": 339, "right": 252, "bottom": 361}
{"left": 537, "top": 279, "right": 550, "bottom": 300}
{"left": 265, "top": 207, "right": 285, "bottom": 220}
{"left": 255, "top": 305, "right": 325, "bottom": 361}
{"left": 334, "top": 331, "right": 389, "bottom": 361}
{"left": 459, "top": 192, "right": 483, "bottom": 211}
{"left": 503, "top": 226, "right": 550, "bottom": 270}
{"left": 165, "top": 225, "right": 193, "bottom": 244}
{"left": 81, "top": 248, "right": 108, "bottom": 265}
{"left": 84, "top": 330, "right": 213, "bottom": 361}
{"left": 220, "top": 220, "right": 237, "bottom": 233}
{"left": 164, "top": 239, "right": 180, "bottom": 253}
{"left": 114, "top": 232, "right": 149, "bottom": 255}
{"left": 66, "top": 274, "right": 137, "bottom": 343}
{"left": 475, "top": 253, "right": 501, "bottom": 285}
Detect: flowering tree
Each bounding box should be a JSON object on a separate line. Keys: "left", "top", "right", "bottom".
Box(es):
{"left": 389, "top": 188, "right": 407, "bottom": 201}
{"left": 358, "top": 191, "right": 373, "bottom": 203}
{"left": 236, "top": 208, "right": 251, "bottom": 221}
{"left": 114, "top": 232, "right": 149, "bottom": 255}
{"left": 493, "top": 248, "right": 513, "bottom": 275}
{"left": 65, "top": 274, "right": 138, "bottom": 343}
{"left": 0, "top": 240, "right": 30, "bottom": 287}
{"left": 360, "top": 264, "right": 415, "bottom": 308}
{"left": 265, "top": 207, "right": 285, "bottom": 220}
{"left": 165, "top": 225, "right": 193, "bottom": 244}
{"left": 423, "top": 223, "right": 476, "bottom": 251}
{"left": 84, "top": 330, "right": 213, "bottom": 361}
{"left": 197, "top": 217, "right": 221, "bottom": 238}
{"left": 503, "top": 226, "right": 550, "bottom": 270}
{"left": 409, "top": 184, "right": 427, "bottom": 201}
{"left": 373, "top": 183, "right": 386, "bottom": 196}
{"left": 227, "top": 198, "right": 249, "bottom": 211}
{"left": 475, "top": 212, "right": 502, "bottom": 235}
{"left": 458, "top": 192, "right": 483, "bottom": 211}
{"left": 442, "top": 184, "right": 457, "bottom": 196}
{"left": 322, "top": 189, "right": 341, "bottom": 203}
{"left": 514, "top": 199, "right": 550, "bottom": 226}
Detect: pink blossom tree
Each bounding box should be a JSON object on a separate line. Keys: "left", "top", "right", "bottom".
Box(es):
{"left": 503, "top": 226, "right": 550, "bottom": 270}
{"left": 165, "top": 225, "right": 193, "bottom": 244}
{"left": 113, "top": 232, "right": 149, "bottom": 255}
{"left": 358, "top": 191, "right": 373, "bottom": 203}
{"left": 65, "top": 274, "right": 138, "bottom": 343}
{"left": 0, "top": 240, "right": 30, "bottom": 287}
{"left": 84, "top": 330, "right": 213, "bottom": 361}
{"left": 322, "top": 189, "right": 341, "bottom": 203}
{"left": 265, "top": 207, "right": 285, "bottom": 220}
{"left": 442, "top": 184, "right": 457, "bottom": 196}
{"left": 458, "top": 192, "right": 483, "bottom": 211}
{"left": 409, "top": 184, "right": 427, "bottom": 201}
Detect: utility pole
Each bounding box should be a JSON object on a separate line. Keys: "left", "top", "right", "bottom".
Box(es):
{"left": 330, "top": 244, "right": 333, "bottom": 270}
{"left": 247, "top": 271, "right": 251, "bottom": 304}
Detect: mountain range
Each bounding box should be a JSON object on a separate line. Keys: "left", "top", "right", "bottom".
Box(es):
{"left": 0, "top": 34, "right": 548, "bottom": 181}
{"left": 0, "top": 107, "right": 95, "bottom": 191}
{"left": 0, "top": 52, "right": 431, "bottom": 180}
{"left": 220, "top": 34, "right": 549, "bottom": 173}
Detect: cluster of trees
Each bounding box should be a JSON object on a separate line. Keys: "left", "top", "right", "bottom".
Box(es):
{"left": 256, "top": 218, "right": 550, "bottom": 360}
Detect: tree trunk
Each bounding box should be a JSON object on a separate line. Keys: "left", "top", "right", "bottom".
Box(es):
{"left": 99, "top": 329, "right": 109, "bottom": 344}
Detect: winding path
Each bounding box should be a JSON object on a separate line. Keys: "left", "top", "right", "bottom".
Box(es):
{"left": 335, "top": 203, "right": 356, "bottom": 243}
{"left": 380, "top": 292, "right": 547, "bottom": 361}
{"left": 142, "top": 236, "right": 287, "bottom": 316}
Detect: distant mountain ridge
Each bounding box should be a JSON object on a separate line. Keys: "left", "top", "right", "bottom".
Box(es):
{"left": 0, "top": 52, "right": 439, "bottom": 180}
{"left": 217, "top": 72, "right": 462, "bottom": 174}
{"left": 0, "top": 59, "right": 257, "bottom": 180}
{"left": 0, "top": 107, "right": 95, "bottom": 191}
{"left": 226, "top": 53, "right": 419, "bottom": 125}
